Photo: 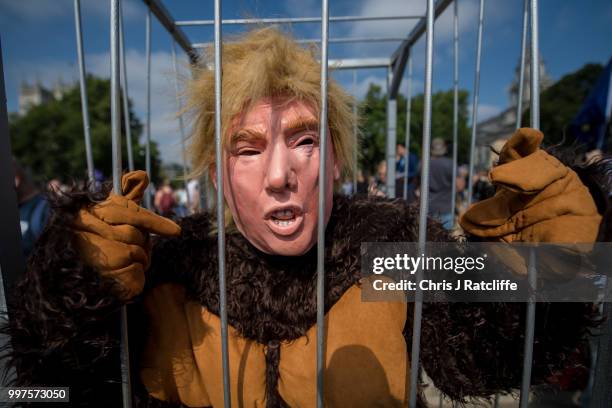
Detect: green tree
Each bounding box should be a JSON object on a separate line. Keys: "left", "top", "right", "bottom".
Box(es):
{"left": 10, "top": 75, "right": 162, "bottom": 185}
{"left": 359, "top": 84, "right": 471, "bottom": 175}
{"left": 523, "top": 63, "right": 604, "bottom": 145}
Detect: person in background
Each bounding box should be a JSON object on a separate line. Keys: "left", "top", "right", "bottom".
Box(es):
{"left": 355, "top": 169, "right": 369, "bottom": 196}
{"left": 472, "top": 168, "right": 495, "bottom": 202}
{"left": 13, "top": 158, "right": 50, "bottom": 258}
{"left": 187, "top": 179, "right": 201, "bottom": 214}
{"left": 369, "top": 159, "right": 388, "bottom": 197}
{"left": 174, "top": 187, "right": 189, "bottom": 218}
{"left": 395, "top": 143, "right": 419, "bottom": 203}
{"left": 154, "top": 179, "right": 176, "bottom": 218}
{"left": 425, "top": 138, "right": 454, "bottom": 230}
{"left": 396, "top": 143, "right": 407, "bottom": 175}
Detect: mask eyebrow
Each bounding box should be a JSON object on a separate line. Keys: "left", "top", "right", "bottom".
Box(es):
{"left": 230, "top": 128, "right": 267, "bottom": 147}
{"left": 283, "top": 117, "right": 320, "bottom": 136}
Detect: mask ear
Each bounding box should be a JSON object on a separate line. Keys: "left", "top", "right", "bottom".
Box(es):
{"left": 333, "top": 162, "right": 341, "bottom": 181}
{"left": 210, "top": 166, "right": 217, "bottom": 190}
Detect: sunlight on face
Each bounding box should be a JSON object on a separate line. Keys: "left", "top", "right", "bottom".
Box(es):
{"left": 218, "top": 97, "right": 339, "bottom": 256}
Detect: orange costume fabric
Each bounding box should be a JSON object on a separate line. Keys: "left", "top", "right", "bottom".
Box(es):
{"left": 56, "top": 129, "right": 601, "bottom": 407}
{"left": 141, "top": 283, "right": 408, "bottom": 407}
{"left": 460, "top": 128, "right": 601, "bottom": 243}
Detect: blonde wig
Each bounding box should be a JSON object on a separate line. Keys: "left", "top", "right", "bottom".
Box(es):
{"left": 186, "top": 27, "right": 357, "bottom": 180}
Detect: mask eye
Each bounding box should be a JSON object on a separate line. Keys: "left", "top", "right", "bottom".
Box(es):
{"left": 238, "top": 149, "right": 260, "bottom": 156}
{"left": 297, "top": 137, "right": 315, "bottom": 147}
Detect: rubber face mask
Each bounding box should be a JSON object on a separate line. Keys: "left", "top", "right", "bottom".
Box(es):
{"left": 216, "top": 97, "right": 340, "bottom": 256}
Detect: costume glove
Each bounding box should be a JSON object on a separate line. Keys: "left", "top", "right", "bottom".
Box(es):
{"left": 459, "top": 128, "right": 601, "bottom": 277}
{"left": 73, "top": 171, "right": 181, "bottom": 299}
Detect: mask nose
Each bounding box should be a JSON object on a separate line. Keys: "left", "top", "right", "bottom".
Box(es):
{"left": 265, "top": 144, "right": 295, "bottom": 193}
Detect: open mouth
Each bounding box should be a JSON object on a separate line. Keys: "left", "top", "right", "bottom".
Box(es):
{"left": 270, "top": 209, "right": 297, "bottom": 226}
{"left": 265, "top": 206, "right": 304, "bottom": 236}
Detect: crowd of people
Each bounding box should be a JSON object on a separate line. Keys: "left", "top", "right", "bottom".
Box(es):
{"left": 12, "top": 157, "right": 207, "bottom": 258}
{"left": 339, "top": 138, "right": 496, "bottom": 232}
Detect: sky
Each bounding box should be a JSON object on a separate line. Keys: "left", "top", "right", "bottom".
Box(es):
{"left": 1, "top": 0, "right": 611, "bottom": 164}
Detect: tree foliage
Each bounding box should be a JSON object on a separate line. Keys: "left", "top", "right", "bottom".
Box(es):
{"left": 523, "top": 63, "right": 604, "bottom": 145}
{"left": 358, "top": 84, "right": 471, "bottom": 175}
{"left": 10, "top": 75, "right": 162, "bottom": 185}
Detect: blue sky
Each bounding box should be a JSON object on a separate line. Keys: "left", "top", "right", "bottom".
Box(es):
{"left": 1, "top": 0, "right": 611, "bottom": 164}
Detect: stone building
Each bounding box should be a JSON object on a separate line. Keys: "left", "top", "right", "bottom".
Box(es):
{"left": 474, "top": 53, "right": 552, "bottom": 170}
{"left": 18, "top": 79, "right": 72, "bottom": 116}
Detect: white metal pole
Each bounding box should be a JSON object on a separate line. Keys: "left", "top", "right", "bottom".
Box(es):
{"left": 110, "top": 1, "right": 132, "bottom": 406}
{"left": 403, "top": 55, "right": 412, "bottom": 201}
{"left": 213, "top": 0, "right": 231, "bottom": 406}
{"left": 73, "top": 0, "right": 95, "bottom": 184}
{"left": 386, "top": 66, "right": 398, "bottom": 198}
{"left": 519, "top": 0, "right": 540, "bottom": 405}
{"left": 317, "top": 0, "right": 330, "bottom": 406}
{"left": 119, "top": 2, "right": 134, "bottom": 172}
{"left": 467, "top": 0, "right": 485, "bottom": 207}
{"left": 450, "top": 0, "right": 459, "bottom": 225}
{"left": 144, "top": 9, "right": 152, "bottom": 209}
{"left": 171, "top": 41, "right": 191, "bottom": 211}
{"left": 409, "top": 0, "right": 434, "bottom": 406}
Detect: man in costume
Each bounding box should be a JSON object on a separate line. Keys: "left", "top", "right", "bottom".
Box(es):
{"left": 5, "top": 28, "right": 610, "bottom": 407}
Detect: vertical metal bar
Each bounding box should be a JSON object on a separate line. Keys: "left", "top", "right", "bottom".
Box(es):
{"left": 409, "top": 0, "right": 434, "bottom": 406}
{"left": 317, "top": 0, "right": 330, "bottom": 406}
{"left": 119, "top": 2, "right": 134, "bottom": 172}
{"left": 352, "top": 70, "right": 358, "bottom": 195}
{"left": 213, "top": 0, "right": 231, "bottom": 406}
{"left": 110, "top": 1, "right": 132, "bottom": 407}
{"left": 519, "top": 2, "right": 540, "bottom": 406}
{"left": 519, "top": 248, "right": 537, "bottom": 407}
{"left": 171, "top": 41, "right": 191, "bottom": 211}
{"left": 516, "top": 0, "right": 528, "bottom": 130}
{"left": 466, "top": 0, "right": 485, "bottom": 207}
{"left": 450, "top": 0, "right": 459, "bottom": 225}
{"left": 403, "top": 55, "right": 412, "bottom": 201}
{"left": 144, "top": 9, "right": 152, "bottom": 209}
{"left": 73, "top": 0, "right": 95, "bottom": 184}
{"left": 529, "top": 0, "right": 540, "bottom": 131}
{"left": 386, "top": 66, "right": 397, "bottom": 198}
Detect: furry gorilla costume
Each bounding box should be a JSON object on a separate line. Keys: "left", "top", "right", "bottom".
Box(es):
{"left": 3, "top": 28, "right": 612, "bottom": 407}
{"left": 4, "top": 163, "right": 609, "bottom": 407}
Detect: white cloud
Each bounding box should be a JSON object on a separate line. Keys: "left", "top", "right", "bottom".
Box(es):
{"left": 86, "top": 49, "right": 190, "bottom": 164}
{"left": 477, "top": 104, "right": 502, "bottom": 121}
{"left": 6, "top": 47, "right": 189, "bottom": 164}
{"left": 467, "top": 103, "right": 502, "bottom": 124}
{"left": 344, "top": 0, "right": 512, "bottom": 58}
{"left": 342, "top": 73, "right": 423, "bottom": 101}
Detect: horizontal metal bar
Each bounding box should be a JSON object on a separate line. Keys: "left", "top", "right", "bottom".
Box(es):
{"left": 391, "top": 0, "right": 453, "bottom": 64}
{"left": 176, "top": 14, "right": 424, "bottom": 26}
{"left": 329, "top": 58, "right": 391, "bottom": 70}
{"left": 388, "top": 0, "right": 453, "bottom": 98}
{"left": 198, "top": 58, "right": 389, "bottom": 71}
{"left": 141, "top": 0, "right": 197, "bottom": 64}
{"left": 193, "top": 37, "right": 404, "bottom": 49}
{"left": 298, "top": 36, "right": 405, "bottom": 44}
